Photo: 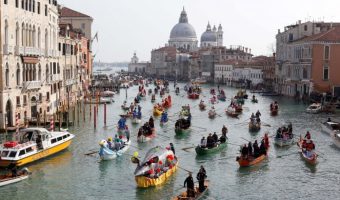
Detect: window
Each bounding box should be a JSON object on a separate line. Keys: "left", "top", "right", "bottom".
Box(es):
{"left": 4, "top": 0, "right": 7, "bottom": 4}
{"left": 1, "top": 151, "right": 9, "bottom": 157}
{"left": 45, "top": 4, "right": 47, "bottom": 16}
{"left": 16, "top": 0, "right": 19, "bottom": 7}
{"left": 324, "top": 46, "right": 330, "bottom": 60}
{"left": 9, "top": 151, "right": 17, "bottom": 158}
{"left": 46, "top": 92, "right": 50, "bottom": 101}
{"left": 25, "top": 0, "right": 28, "bottom": 10}
{"left": 16, "top": 96, "right": 21, "bottom": 107}
{"left": 17, "top": 65, "right": 20, "bottom": 85}
{"left": 37, "top": 2, "right": 40, "bottom": 14}
{"left": 323, "top": 65, "right": 329, "bottom": 80}
{"left": 19, "top": 150, "right": 26, "bottom": 156}
{"left": 63, "top": 135, "right": 67, "bottom": 139}
{"left": 57, "top": 137, "right": 62, "bottom": 141}
{"left": 32, "top": 0, "right": 35, "bottom": 12}
{"left": 29, "top": 0, "right": 31, "bottom": 11}
{"left": 304, "top": 25, "right": 307, "bottom": 31}
{"left": 5, "top": 64, "right": 9, "bottom": 87}
{"left": 23, "top": 95, "right": 27, "bottom": 106}
{"left": 26, "top": 147, "right": 33, "bottom": 153}
{"left": 22, "top": 0, "right": 24, "bottom": 9}
{"left": 58, "top": 43, "right": 61, "bottom": 51}
{"left": 288, "top": 33, "right": 293, "bottom": 42}
{"left": 51, "top": 138, "right": 57, "bottom": 144}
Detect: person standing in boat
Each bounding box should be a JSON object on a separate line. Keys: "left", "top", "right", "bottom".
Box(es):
{"left": 200, "top": 137, "right": 207, "bottom": 148}
{"left": 212, "top": 132, "right": 218, "bottom": 146}
{"left": 206, "top": 133, "right": 214, "bottom": 148}
{"left": 184, "top": 173, "right": 195, "bottom": 197}
{"left": 170, "top": 143, "right": 175, "bottom": 155}
{"left": 256, "top": 110, "right": 261, "bottom": 118}
{"left": 247, "top": 142, "right": 253, "bottom": 157}
{"left": 253, "top": 140, "right": 260, "bottom": 158}
{"left": 149, "top": 116, "right": 154, "bottom": 129}
{"left": 197, "top": 168, "right": 207, "bottom": 193}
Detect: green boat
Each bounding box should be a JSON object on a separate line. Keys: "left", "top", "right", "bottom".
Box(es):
{"left": 175, "top": 118, "right": 191, "bottom": 135}
{"left": 237, "top": 98, "right": 244, "bottom": 104}
{"left": 195, "top": 142, "right": 227, "bottom": 155}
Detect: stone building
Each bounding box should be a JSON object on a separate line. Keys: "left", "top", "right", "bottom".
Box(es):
{"left": 1, "top": 0, "right": 60, "bottom": 130}
{"left": 128, "top": 52, "right": 148, "bottom": 74}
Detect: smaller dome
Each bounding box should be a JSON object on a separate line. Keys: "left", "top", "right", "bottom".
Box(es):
{"left": 201, "top": 31, "right": 217, "bottom": 42}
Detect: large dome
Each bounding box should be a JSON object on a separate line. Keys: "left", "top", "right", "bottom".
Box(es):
{"left": 170, "top": 23, "right": 197, "bottom": 39}
{"left": 201, "top": 31, "right": 217, "bottom": 42}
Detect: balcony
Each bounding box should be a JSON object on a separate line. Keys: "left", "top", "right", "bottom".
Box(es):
{"left": 48, "top": 49, "right": 53, "bottom": 57}
{"left": 52, "top": 74, "right": 61, "bottom": 82}
{"left": 15, "top": 46, "right": 25, "bottom": 56}
{"left": 3, "top": 44, "right": 14, "bottom": 55}
{"left": 65, "top": 79, "right": 76, "bottom": 86}
{"left": 23, "top": 81, "right": 42, "bottom": 90}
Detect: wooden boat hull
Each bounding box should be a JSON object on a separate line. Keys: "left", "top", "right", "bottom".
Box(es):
{"left": 135, "top": 161, "right": 178, "bottom": 188}
{"left": 274, "top": 137, "right": 294, "bottom": 147}
{"left": 271, "top": 109, "right": 278, "bottom": 116}
{"left": 0, "top": 174, "right": 29, "bottom": 187}
{"left": 226, "top": 110, "right": 239, "bottom": 118}
{"left": 137, "top": 129, "right": 156, "bottom": 143}
{"left": 100, "top": 140, "right": 131, "bottom": 160}
{"left": 188, "top": 93, "right": 199, "bottom": 99}
{"left": 172, "top": 180, "right": 209, "bottom": 200}
{"left": 175, "top": 128, "right": 190, "bottom": 135}
{"left": 237, "top": 154, "right": 267, "bottom": 167}
{"left": 195, "top": 142, "right": 227, "bottom": 155}
{"left": 199, "top": 104, "right": 206, "bottom": 110}
{"left": 297, "top": 140, "right": 318, "bottom": 165}
{"left": 208, "top": 111, "right": 216, "bottom": 119}
{"left": 248, "top": 122, "right": 261, "bottom": 132}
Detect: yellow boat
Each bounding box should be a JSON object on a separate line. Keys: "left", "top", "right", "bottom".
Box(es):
{"left": 135, "top": 161, "right": 178, "bottom": 188}
{"left": 153, "top": 106, "right": 163, "bottom": 116}
{"left": 0, "top": 128, "right": 74, "bottom": 167}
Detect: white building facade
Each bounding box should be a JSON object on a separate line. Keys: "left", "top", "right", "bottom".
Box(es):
{"left": 214, "top": 63, "right": 233, "bottom": 85}
{"left": 1, "top": 0, "right": 60, "bottom": 129}
{"left": 232, "top": 68, "right": 263, "bottom": 86}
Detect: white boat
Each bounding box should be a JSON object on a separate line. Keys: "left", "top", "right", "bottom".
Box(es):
{"left": 99, "top": 139, "right": 131, "bottom": 160}
{"left": 208, "top": 109, "right": 216, "bottom": 118}
{"left": 331, "top": 133, "right": 340, "bottom": 148}
{"left": 306, "top": 103, "right": 322, "bottom": 113}
{"left": 321, "top": 121, "right": 340, "bottom": 136}
{"left": 0, "top": 128, "right": 75, "bottom": 167}
{"left": 132, "top": 117, "right": 142, "bottom": 124}
{"left": 0, "top": 168, "right": 31, "bottom": 187}
{"left": 100, "top": 97, "right": 113, "bottom": 104}
{"left": 274, "top": 137, "right": 295, "bottom": 147}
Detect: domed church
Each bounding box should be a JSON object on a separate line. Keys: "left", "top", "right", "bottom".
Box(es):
{"left": 201, "top": 23, "right": 223, "bottom": 48}
{"left": 168, "top": 8, "right": 198, "bottom": 51}
{"left": 169, "top": 8, "right": 224, "bottom": 51}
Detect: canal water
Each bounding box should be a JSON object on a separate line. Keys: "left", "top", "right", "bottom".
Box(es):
{"left": 1, "top": 83, "right": 339, "bottom": 200}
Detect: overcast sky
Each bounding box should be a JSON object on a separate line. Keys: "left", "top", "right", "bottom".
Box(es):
{"left": 59, "top": 0, "right": 340, "bottom": 62}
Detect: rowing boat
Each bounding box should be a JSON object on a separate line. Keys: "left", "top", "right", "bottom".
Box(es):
{"left": 208, "top": 109, "right": 216, "bottom": 119}
{"left": 99, "top": 139, "right": 131, "bottom": 160}
{"left": 249, "top": 122, "right": 261, "bottom": 132}
{"left": 236, "top": 149, "right": 268, "bottom": 167}
{"left": 195, "top": 142, "right": 227, "bottom": 155}
{"left": 274, "top": 136, "right": 294, "bottom": 147}
{"left": 297, "top": 139, "right": 318, "bottom": 165}
{"left": 0, "top": 168, "right": 30, "bottom": 187}
{"left": 172, "top": 180, "right": 210, "bottom": 200}
{"left": 137, "top": 128, "right": 156, "bottom": 143}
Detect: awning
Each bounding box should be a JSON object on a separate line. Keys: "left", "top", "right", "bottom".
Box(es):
{"left": 22, "top": 56, "right": 39, "bottom": 64}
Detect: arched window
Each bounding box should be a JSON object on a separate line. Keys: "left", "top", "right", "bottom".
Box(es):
{"left": 38, "top": 64, "right": 41, "bottom": 80}
{"left": 46, "top": 64, "right": 49, "bottom": 83}
{"left": 33, "top": 65, "right": 36, "bottom": 80}
{"left": 5, "top": 63, "right": 9, "bottom": 87}
{"left": 26, "top": 24, "right": 29, "bottom": 46}
{"left": 22, "top": 65, "right": 26, "bottom": 82}
{"left": 45, "top": 29, "right": 48, "bottom": 52}
{"left": 37, "top": 27, "right": 41, "bottom": 48}
{"left": 33, "top": 26, "right": 36, "bottom": 47}
{"left": 22, "top": 23, "right": 25, "bottom": 46}
{"left": 5, "top": 20, "right": 9, "bottom": 45}
{"left": 16, "top": 23, "right": 20, "bottom": 46}
{"left": 16, "top": 64, "right": 21, "bottom": 86}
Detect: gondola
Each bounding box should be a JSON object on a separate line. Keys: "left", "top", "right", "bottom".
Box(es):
{"left": 172, "top": 180, "right": 210, "bottom": 200}
{"left": 195, "top": 142, "right": 227, "bottom": 155}
{"left": 249, "top": 121, "right": 261, "bottom": 132}
{"left": 297, "top": 138, "right": 318, "bottom": 165}
{"left": 0, "top": 168, "right": 31, "bottom": 187}
{"left": 175, "top": 118, "right": 191, "bottom": 135}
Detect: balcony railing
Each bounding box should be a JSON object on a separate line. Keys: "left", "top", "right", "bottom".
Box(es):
{"left": 3, "top": 44, "right": 14, "bottom": 55}
{"left": 23, "top": 81, "right": 42, "bottom": 90}
{"left": 52, "top": 74, "right": 61, "bottom": 82}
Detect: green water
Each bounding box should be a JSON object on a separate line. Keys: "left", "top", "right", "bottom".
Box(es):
{"left": 1, "top": 83, "right": 339, "bottom": 200}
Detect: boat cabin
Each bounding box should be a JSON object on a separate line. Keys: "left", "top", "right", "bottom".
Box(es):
{"left": 324, "top": 122, "right": 340, "bottom": 131}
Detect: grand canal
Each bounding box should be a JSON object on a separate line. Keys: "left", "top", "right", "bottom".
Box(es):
{"left": 1, "top": 83, "right": 339, "bottom": 200}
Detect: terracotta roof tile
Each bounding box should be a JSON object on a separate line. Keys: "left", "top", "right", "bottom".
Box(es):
{"left": 60, "top": 7, "right": 92, "bottom": 18}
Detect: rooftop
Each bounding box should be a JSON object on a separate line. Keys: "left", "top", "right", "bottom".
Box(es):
{"left": 60, "top": 7, "right": 93, "bottom": 19}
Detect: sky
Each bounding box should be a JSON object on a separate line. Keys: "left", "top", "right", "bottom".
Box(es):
{"left": 59, "top": 0, "right": 340, "bottom": 62}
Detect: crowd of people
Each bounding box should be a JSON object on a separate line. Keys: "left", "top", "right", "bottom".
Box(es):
{"left": 270, "top": 101, "right": 279, "bottom": 110}
{"left": 250, "top": 110, "right": 261, "bottom": 124}
{"left": 240, "top": 134, "right": 269, "bottom": 159}
{"left": 137, "top": 117, "right": 155, "bottom": 138}
{"left": 275, "top": 123, "right": 293, "bottom": 139}
{"left": 200, "top": 125, "right": 228, "bottom": 148}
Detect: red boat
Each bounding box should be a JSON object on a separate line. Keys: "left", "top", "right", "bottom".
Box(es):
{"left": 162, "top": 95, "right": 172, "bottom": 108}
{"left": 271, "top": 108, "right": 278, "bottom": 116}
{"left": 188, "top": 93, "right": 199, "bottom": 99}
{"left": 297, "top": 138, "right": 318, "bottom": 165}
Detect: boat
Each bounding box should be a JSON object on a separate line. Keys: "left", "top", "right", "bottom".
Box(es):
{"left": 274, "top": 136, "right": 294, "bottom": 147}
{"left": 236, "top": 89, "right": 248, "bottom": 99}
{"left": 100, "top": 91, "right": 115, "bottom": 97}
{"left": 210, "top": 97, "right": 218, "bottom": 104}
{"left": 99, "top": 138, "right": 131, "bottom": 160}
{"left": 236, "top": 152, "right": 268, "bottom": 167}
{"left": 306, "top": 103, "right": 322, "bottom": 114}
{"left": 331, "top": 132, "right": 340, "bottom": 148}
{"left": 119, "top": 112, "right": 133, "bottom": 119}
{"left": 199, "top": 102, "right": 206, "bottom": 110}
{"left": 210, "top": 89, "right": 216, "bottom": 95}
{"left": 153, "top": 106, "right": 163, "bottom": 116}
{"left": 133, "top": 146, "right": 178, "bottom": 188}
{"left": 297, "top": 138, "right": 318, "bottom": 165}
{"left": 234, "top": 104, "right": 243, "bottom": 113}
{"left": 248, "top": 121, "right": 261, "bottom": 132}
{"left": 132, "top": 117, "right": 142, "bottom": 124}
{"left": 162, "top": 96, "right": 172, "bottom": 109}
{"left": 321, "top": 120, "right": 340, "bottom": 136}
{"left": 191, "top": 77, "right": 207, "bottom": 84}
{"left": 188, "top": 93, "right": 200, "bottom": 99}
{"left": 179, "top": 106, "right": 191, "bottom": 117}
{"left": 271, "top": 108, "right": 278, "bottom": 116}
{"left": 236, "top": 98, "right": 244, "bottom": 104}
{"left": 172, "top": 180, "right": 210, "bottom": 200}
{"left": 0, "top": 168, "right": 31, "bottom": 187}
{"left": 175, "top": 118, "right": 191, "bottom": 135}
{"left": 225, "top": 107, "right": 239, "bottom": 118}
{"left": 195, "top": 142, "right": 227, "bottom": 155}
{"left": 0, "top": 128, "right": 74, "bottom": 167}
{"left": 121, "top": 104, "right": 130, "bottom": 111}
{"left": 217, "top": 94, "right": 226, "bottom": 102}
{"left": 208, "top": 109, "right": 216, "bottom": 119}
{"left": 251, "top": 98, "right": 258, "bottom": 103}
{"left": 137, "top": 128, "right": 156, "bottom": 143}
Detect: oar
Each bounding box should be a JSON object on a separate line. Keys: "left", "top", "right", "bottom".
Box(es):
{"left": 234, "top": 119, "right": 249, "bottom": 126}
{"left": 262, "top": 122, "right": 271, "bottom": 127}
{"left": 177, "top": 165, "right": 192, "bottom": 173}
{"left": 85, "top": 151, "right": 98, "bottom": 156}
{"left": 191, "top": 125, "right": 207, "bottom": 131}
{"left": 129, "top": 144, "right": 142, "bottom": 150}
{"left": 182, "top": 144, "right": 196, "bottom": 151}
{"left": 241, "top": 137, "right": 250, "bottom": 142}
{"left": 276, "top": 152, "right": 298, "bottom": 158}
